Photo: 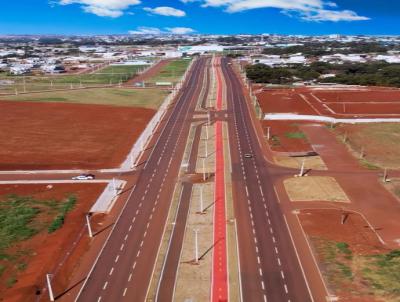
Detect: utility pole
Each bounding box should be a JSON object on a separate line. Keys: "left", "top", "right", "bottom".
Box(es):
{"left": 298, "top": 159, "right": 305, "bottom": 177}
{"left": 266, "top": 127, "right": 271, "bottom": 140}
{"left": 46, "top": 274, "right": 55, "bottom": 302}
{"left": 199, "top": 186, "right": 204, "bottom": 214}
{"left": 359, "top": 147, "right": 365, "bottom": 159}
{"left": 86, "top": 214, "right": 93, "bottom": 238}
{"left": 383, "top": 168, "right": 388, "bottom": 183}
{"left": 202, "top": 158, "right": 206, "bottom": 181}
{"left": 194, "top": 229, "right": 199, "bottom": 264}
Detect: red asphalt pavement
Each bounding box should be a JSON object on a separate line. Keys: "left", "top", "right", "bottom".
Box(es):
{"left": 211, "top": 57, "right": 228, "bottom": 302}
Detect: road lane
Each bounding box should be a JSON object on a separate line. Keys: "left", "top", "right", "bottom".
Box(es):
{"left": 76, "top": 58, "right": 209, "bottom": 302}
{"left": 221, "top": 58, "right": 313, "bottom": 302}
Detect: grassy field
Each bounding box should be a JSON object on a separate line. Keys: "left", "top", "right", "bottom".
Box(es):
{"left": 314, "top": 237, "right": 400, "bottom": 301}
{"left": 334, "top": 123, "right": 400, "bottom": 169}
{"left": 2, "top": 87, "right": 169, "bottom": 109}
{"left": 0, "top": 65, "right": 147, "bottom": 94}
{"left": 0, "top": 194, "right": 76, "bottom": 287}
{"left": 147, "top": 59, "right": 191, "bottom": 84}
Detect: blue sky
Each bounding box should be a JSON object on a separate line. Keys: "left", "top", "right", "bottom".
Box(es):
{"left": 0, "top": 0, "right": 399, "bottom": 35}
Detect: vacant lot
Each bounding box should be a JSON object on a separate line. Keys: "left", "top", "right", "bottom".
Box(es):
{"left": 299, "top": 209, "right": 400, "bottom": 302}
{"left": 0, "top": 183, "right": 105, "bottom": 301}
{"left": 0, "top": 100, "right": 155, "bottom": 170}
{"left": 2, "top": 87, "right": 168, "bottom": 109}
{"left": 147, "top": 59, "right": 191, "bottom": 84}
{"left": 333, "top": 123, "right": 400, "bottom": 169}
{"left": 0, "top": 65, "right": 147, "bottom": 94}
{"left": 284, "top": 176, "right": 349, "bottom": 202}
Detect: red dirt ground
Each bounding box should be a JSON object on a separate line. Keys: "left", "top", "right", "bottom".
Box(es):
{"left": 261, "top": 120, "right": 314, "bottom": 153}
{"left": 256, "top": 87, "right": 400, "bottom": 118}
{"left": 299, "top": 209, "right": 385, "bottom": 255}
{"left": 313, "top": 88, "right": 400, "bottom": 103}
{"left": 299, "top": 209, "right": 389, "bottom": 302}
{"left": 325, "top": 102, "right": 400, "bottom": 115}
{"left": 0, "top": 183, "right": 106, "bottom": 302}
{"left": 0, "top": 101, "right": 155, "bottom": 170}
{"left": 255, "top": 88, "right": 317, "bottom": 115}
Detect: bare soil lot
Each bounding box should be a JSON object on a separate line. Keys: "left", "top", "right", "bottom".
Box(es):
{"left": 261, "top": 121, "right": 314, "bottom": 153}
{"left": 0, "top": 100, "right": 155, "bottom": 170}
{"left": 299, "top": 209, "right": 400, "bottom": 302}
{"left": 333, "top": 123, "right": 400, "bottom": 169}
{"left": 0, "top": 183, "right": 105, "bottom": 302}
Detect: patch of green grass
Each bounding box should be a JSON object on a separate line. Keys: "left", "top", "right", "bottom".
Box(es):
{"left": 6, "top": 276, "right": 17, "bottom": 288}
{"left": 0, "top": 264, "right": 5, "bottom": 277}
{"left": 271, "top": 135, "right": 281, "bottom": 146}
{"left": 2, "top": 87, "right": 168, "bottom": 109}
{"left": 363, "top": 250, "right": 400, "bottom": 297}
{"left": 147, "top": 59, "right": 191, "bottom": 84}
{"left": 360, "top": 159, "right": 380, "bottom": 170}
{"left": 0, "top": 65, "right": 147, "bottom": 94}
{"left": 0, "top": 195, "right": 41, "bottom": 253}
{"left": 48, "top": 195, "right": 76, "bottom": 233}
{"left": 0, "top": 194, "right": 79, "bottom": 283}
{"left": 16, "top": 262, "right": 27, "bottom": 272}
{"left": 336, "top": 242, "right": 352, "bottom": 255}
{"left": 285, "top": 131, "right": 306, "bottom": 139}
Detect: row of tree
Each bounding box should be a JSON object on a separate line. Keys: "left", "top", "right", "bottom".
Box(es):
{"left": 262, "top": 42, "right": 398, "bottom": 57}
{"left": 245, "top": 62, "right": 400, "bottom": 87}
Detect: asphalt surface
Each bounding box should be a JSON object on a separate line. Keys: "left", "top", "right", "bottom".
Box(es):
{"left": 75, "top": 57, "right": 208, "bottom": 302}
{"left": 155, "top": 57, "right": 211, "bottom": 301}
{"left": 221, "top": 58, "right": 313, "bottom": 302}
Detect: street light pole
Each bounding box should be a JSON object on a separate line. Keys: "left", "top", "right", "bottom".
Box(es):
{"left": 199, "top": 186, "right": 204, "bottom": 213}
{"left": 46, "top": 274, "right": 55, "bottom": 302}
{"left": 202, "top": 158, "right": 206, "bottom": 181}
{"left": 298, "top": 159, "right": 305, "bottom": 177}
{"left": 194, "top": 229, "right": 199, "bottom": 264}
{"left": 86, "top": 214, "right": 93, "bottom": 238}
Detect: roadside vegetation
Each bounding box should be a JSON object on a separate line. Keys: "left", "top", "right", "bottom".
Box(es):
{"left": 313, "top": 237, "right": 400, "bottom": 301}
{"left": 246, "top": 61, "right": 400, "bottom": 87}
{"left": 0, "top": 194, "right": 77, "bottom": 288}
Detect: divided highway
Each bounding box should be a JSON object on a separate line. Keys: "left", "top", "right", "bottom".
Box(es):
{"left": 75, "top": 56, "right": 315, "bottom": 302}
{"left": 76, "top": 57, "right": 208, "bottom": 302}
{"left": 221, "top": 58, "right": 313, "bottom": 302}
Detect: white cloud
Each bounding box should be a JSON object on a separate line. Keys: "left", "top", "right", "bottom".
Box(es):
{"left": 144, "top": 6, "right": 186, "bottom": 17}
{"left": 166, "top": 27, "right": 195, "bottom": 34}
{"left": 129, "top": 26, "right": 196, "bottom": 35}
{"left": 194, "top": 0, "right": 369, "bottom": 22}
{"left": 58, "top": 0, "right": 141, "bottom": 17}
{"left": 128, "top": 27, "right": 163, "bottom": 35}
{"left": 299, "top": 9, "right": 370, "bottom": 22}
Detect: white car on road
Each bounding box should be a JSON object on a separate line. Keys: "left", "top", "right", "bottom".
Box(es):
{"left": 72, "top": 174, "right": 95, "bottom": 180}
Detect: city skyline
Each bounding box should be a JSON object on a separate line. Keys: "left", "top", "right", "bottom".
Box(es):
{"left": 1, "top": 0, "right": 399, "bottom": 35}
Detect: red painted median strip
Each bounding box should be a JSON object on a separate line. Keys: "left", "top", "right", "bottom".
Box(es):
{"left": 212, "top": 57, "right": 228, "bottom": 302}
